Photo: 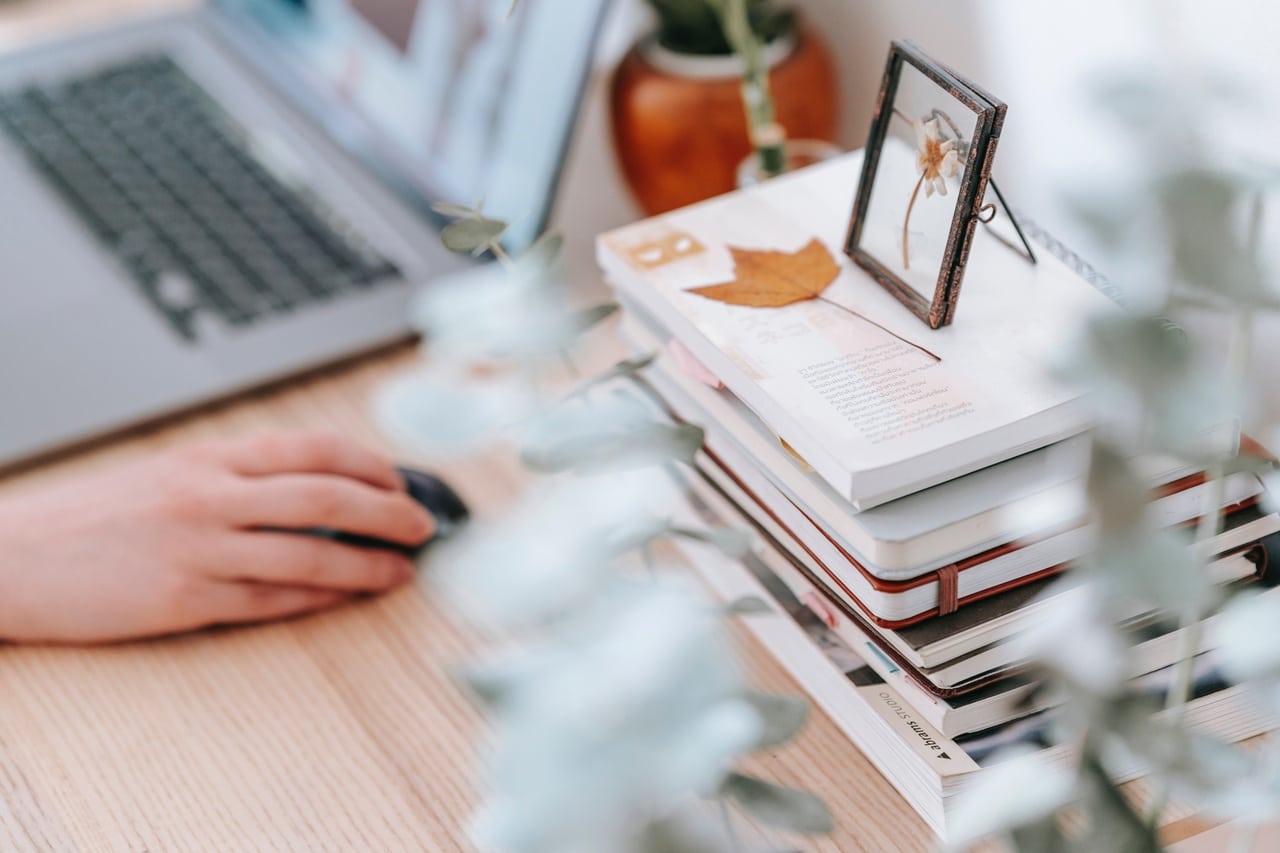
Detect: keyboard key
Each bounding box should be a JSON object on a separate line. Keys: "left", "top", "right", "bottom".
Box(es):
{"left": 0, "top": 54, "right": 403, "bottom": 343}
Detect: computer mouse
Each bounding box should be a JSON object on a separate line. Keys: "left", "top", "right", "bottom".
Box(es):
{"left": 397, "top": 467, "right": 470, "bottom": 541}
{"left": 310, "top": 467, "right": 469, "bottom": 555}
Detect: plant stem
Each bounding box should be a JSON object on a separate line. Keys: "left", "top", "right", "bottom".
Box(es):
{"left": 558, "top": 348, "right": 581, "bottom": 379}
{"left": 719, "top": 797, "right": 745, "bottom": 853}
{"left": 1145, "top": 309, "right": 1252, "bottom": 827}
{"left": 716, "top": 0, "right": 786, "bottom": 179}
{"left": 902, "top": 172, "right": 926, "bottom": 270}
{"left": 488, "top": 239, "right": 514, "bottom": 269}
{"left": 815, "top": 295, "right": 941, "bottom": 362}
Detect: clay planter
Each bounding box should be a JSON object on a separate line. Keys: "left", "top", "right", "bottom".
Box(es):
{"left": 610, "top": 24, "right": 838, "bottom": 215}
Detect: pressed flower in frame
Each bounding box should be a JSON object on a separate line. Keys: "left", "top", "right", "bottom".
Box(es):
{"left": 902, "top": 117, "right": 961, "bottom": 270}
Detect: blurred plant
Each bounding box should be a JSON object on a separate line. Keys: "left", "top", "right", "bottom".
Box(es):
{"left": 946, "top": 17, "right": 1280, "bottom": 853}
{"left": 378, "top": 196, "right": 832, "bottom": 848}
{"left": 647, "top": 0, "right": 793, "bottom": 56}
{"left": 703, "top": 0, "right": 790, "bottom": 179}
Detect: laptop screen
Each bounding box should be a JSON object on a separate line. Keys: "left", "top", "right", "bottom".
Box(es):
{"left": 213, "top": 0, "right": 607, "bottom": 252}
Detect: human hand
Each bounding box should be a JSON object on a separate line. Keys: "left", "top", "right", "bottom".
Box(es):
{"left": 0, "top": 432, "right": 434, "bottom": 643}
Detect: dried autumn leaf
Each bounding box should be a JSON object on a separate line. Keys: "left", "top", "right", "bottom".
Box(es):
{"left": 687, "top": 238, "right": 839, "bottom": 308}
{"left": 684, "top": 236, "right": 943, "bottom": 363}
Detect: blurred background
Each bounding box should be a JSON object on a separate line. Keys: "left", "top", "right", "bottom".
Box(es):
{"left": 2, "top": 0, "right": 1278, "bottom": 421}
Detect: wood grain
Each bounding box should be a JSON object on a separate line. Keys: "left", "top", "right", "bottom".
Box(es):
{"left": 0, "top": 3, "right": 1241, "bottom": 850}
{"left": 0, "top": 5, "right": 926, "bottom": 832}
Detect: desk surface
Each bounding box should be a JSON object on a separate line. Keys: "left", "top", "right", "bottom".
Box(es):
{"left": 0, "top": 3, "right": 1237, "bottom": 850}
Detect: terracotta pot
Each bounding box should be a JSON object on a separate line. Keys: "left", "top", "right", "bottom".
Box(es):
{"left": 609, "top": 24, "right": 838, "bottom": 215}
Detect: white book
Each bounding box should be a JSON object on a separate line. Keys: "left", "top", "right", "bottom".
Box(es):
{"left": 673, "top": 483, "right": 1275, "bottom": 839}
{"left": 621, "top": 312, "right": 1198, "bottom": 577}
{"left": 598, "top": 153, "right": 1119, "bottom": 508}
{"left": 695, "top": 435, "right": 1263, "bottom": 626}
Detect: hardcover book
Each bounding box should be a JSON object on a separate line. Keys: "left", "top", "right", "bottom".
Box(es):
{"left": 597, "top": 153, "right": 1119, "bottom": 508}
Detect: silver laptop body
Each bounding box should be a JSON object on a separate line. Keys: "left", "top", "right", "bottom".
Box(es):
{"left": 0, "top": 1, "right": 601, "bottom": 467}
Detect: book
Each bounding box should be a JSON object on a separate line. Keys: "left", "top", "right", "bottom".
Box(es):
{"left": 597, "top": 153, "right": 1120, "bottom": 509}
{"left": 621, "top": 311, "right": 1200, "bottom": 576}
{"left": 765, "top": 530, "right": 1277, "bottom": 736}
{"left": 685, "top": 403, "right": 1263, "bottom": 627}
{"left": 879, "top": 513, "right": 1278, "bottom": 672}
{"left": 684, "top": 458, "right": 1268, "bottom": 692}
{"left": 672, "top": 483, "right": 1276, "bottom": 838}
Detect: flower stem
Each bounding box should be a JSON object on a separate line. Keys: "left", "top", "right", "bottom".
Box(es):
{"left": 902, "top": 171, "right": 926, "bottom": 270}
{"left": 816, "top": 295, "right": 941, "bottom": 362}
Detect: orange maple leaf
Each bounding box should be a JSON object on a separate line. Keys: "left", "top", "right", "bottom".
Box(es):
{"left": 687, "top": 238, "right": 840, "bottom": 308}
{"left": 684, "top": 237, "right": 942, "bottom": 362}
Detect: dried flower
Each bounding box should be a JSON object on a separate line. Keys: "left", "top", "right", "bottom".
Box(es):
{"left": 915, "top": 117, "right": 960, "bottom": 197}
{"left": 901, "top": 117, "right": 961, "bottom": 269}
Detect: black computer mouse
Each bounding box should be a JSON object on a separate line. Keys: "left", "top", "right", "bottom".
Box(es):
{"left": 397, "top": 467, "right": 470, "bottom": 541}
{"left": 310, "top": 467, "right": 469, "bottom": 555}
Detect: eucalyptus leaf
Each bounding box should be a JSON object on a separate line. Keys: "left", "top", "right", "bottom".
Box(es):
{"left": 632, "top": 816, "right": 726, "bottom": 853}
{"left": 525, "top": 230, "right": 565, "bottom": 268}
{"left": 724, "top": 595, "right": 772, "bottom": 616}
{"left": 1157, "top": 168, "right": 1274, "bottom": 307}
{"left": 1007, "top": 815, "right": 1071, "bottom": 853}
{"left": 1087, "top": 530, "right": 1209, "bottom": 617}
{"left": 441, "top": 217, "right": 508, "bottom": 253}
{"left": 671, "top": 525, "right": 754, "bottom": 559}
{"left": 740, "top": 690, "right": 808, "bottom": 750}
{"left": 430, "top": 200, "right": 482, "bottom": 219}
{"left": 456, "top": 665, "right": 515, "bottom": 709}
{"left": 1075, "top": 751, "right": 1162, "bottom": 853}
{"left": 572, "top": 302, "right": 620, "bottom": 334}
{"left": 1216, "top": 592, "right": 1280, "bottom": 691}
{"left": 522, "top": 420, "right": 704, "bottom": 474}
{"left": 605, "top": 353, "right": 657, "bottom": 378}
{"left": 1086, "top": 443, "right": 1149, "bottom": 535}
{"left": 569, "top": 355, "right": 656, "bottom": 399}
{"left": 944, "top": 747, "right": 1075, "bottom": 851}
{"left": 718, "top": 773, "right": 832, "bottom": 834}
{"left": 606, "top": 515, "right": 673, "bottom": 555}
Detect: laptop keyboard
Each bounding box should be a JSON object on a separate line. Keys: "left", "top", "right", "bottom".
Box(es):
{"left": 0, "top": 55, "right": 401, "bottom": 341}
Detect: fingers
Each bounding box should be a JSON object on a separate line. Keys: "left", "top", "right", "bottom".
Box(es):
{"left": 215, "top": 531, "right": 418, "bottom": 591}
{"left": 203, "top": 432, "right": 403, "bottom": 491}
{"left": 201, "top": 581, "right": 354, "bottom": 626}
{"left": 230, "top": 475, "right": 434, "bottom": 545}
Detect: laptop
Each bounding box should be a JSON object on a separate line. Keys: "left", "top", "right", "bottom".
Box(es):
{"left": 0, "top": 0, "right": 607, "bottom": 467}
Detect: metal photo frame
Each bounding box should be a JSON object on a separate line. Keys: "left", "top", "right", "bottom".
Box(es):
{"left": 845, "top": 40, "right": 1029, "bottom": 329}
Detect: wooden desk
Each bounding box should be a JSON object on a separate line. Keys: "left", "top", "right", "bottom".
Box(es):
{"left": 0, "top": 4, "right": 938, "bottom": 850}
{"left": 0, "top": 3, "right": 1246, "bottom": 851}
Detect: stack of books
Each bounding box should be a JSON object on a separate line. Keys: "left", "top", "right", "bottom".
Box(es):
{"left": 595, "top": 154, "right": 1280, "bottom": 837}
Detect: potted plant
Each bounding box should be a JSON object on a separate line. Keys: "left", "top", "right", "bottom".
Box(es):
{"left": 610, "top": 0, "right": 839, "bottom": 214}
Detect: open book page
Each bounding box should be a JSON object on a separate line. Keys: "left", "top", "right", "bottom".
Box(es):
{"left": 599, "top": 154, "right": 1115, "bottom": 492}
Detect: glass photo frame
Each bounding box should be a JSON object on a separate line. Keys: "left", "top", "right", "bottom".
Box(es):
{"left": 845, "top": 41, "right": 1008, "bottom": 329}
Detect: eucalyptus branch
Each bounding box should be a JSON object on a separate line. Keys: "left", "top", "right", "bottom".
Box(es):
{"left": 489, "top": 239, "right": 515, "bottom": 268}
{"left": 1147, "top": 308, "right": 1253, "bottom": 828}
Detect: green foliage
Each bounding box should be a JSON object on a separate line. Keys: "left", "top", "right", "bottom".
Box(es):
{"left": 740, "top": 689, "right": 808, "bottom": 750}
{"left": 670, "top": 525, "right": 755, "bottom": 559}
{"left": 718, "top": 772, "right": 833, "bottom": 834}
{"left": 394, "top": 18, "right": 826, "bottom": 848}
{"left": 647, "top": 0, "right": 793, "bottom": 56}
{"left": 569, "top": 302, "right": 620, "bottom": 334}
{"left": 441, "top": 217, "right": 508, "bottom": 254}
{"left": 723, "top": 595, "right": 773, "bottom": 616}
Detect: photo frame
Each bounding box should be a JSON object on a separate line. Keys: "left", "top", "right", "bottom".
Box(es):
{"left": 845, "top": 41, "right": 1016, "bottom": 329}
